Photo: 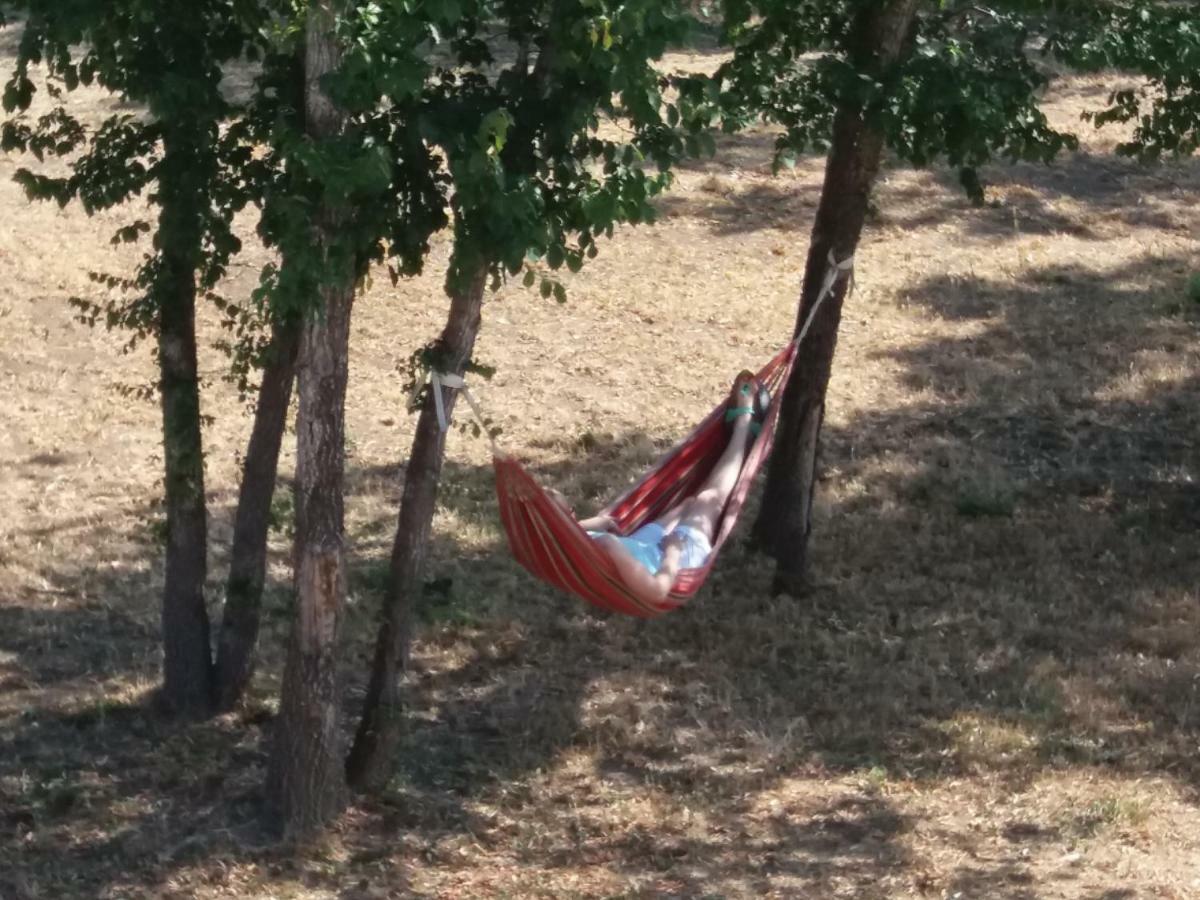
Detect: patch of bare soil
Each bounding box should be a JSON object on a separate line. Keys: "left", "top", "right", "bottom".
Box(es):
{"left": 2, "top": 41, "right": 1199, "bottom": 900}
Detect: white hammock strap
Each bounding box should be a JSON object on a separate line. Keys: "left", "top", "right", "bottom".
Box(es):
{"left": 794, "top": 249, "right": 855, "bottom": 349}
{"left": 429, "top": 370, "right": 499, "bottom": 454}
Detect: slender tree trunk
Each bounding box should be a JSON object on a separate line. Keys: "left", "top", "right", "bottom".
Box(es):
{"left": 214, "top": 319, "right": 301, "bottom": 711}
{"left": 265, "top": 0, "right": 354, "bottom": 840}
{"left": 157, "top": 129, "right": 215, "bottom": 715}
{"left": 752, "top": 0, "right": 919, "bottom": 596}
{"left": 345, "top": 260, "right": 488, "bottom": 793}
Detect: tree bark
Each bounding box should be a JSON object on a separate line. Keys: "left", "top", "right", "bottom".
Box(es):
{"left": 265, "top": 288, "right": 352, "bottom": 839}
{"left": 345, "top": 260, "right": 488, "bottom": 793}
{"left": 156, "top": 128, "right": 215, "bottom": 716}
{"left": 265, "top": 0, "right": 354, "bottom": 841}
{"left": 214, "top": 318, "right": 301, "bottom": 712}
{"left": 752, "top": 0, "right": 919, "bottom": 596}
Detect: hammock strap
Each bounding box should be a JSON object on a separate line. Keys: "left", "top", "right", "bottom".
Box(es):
{"left": 428, "top": 370, "right": 499, "bottom": 455}
{"left": 794, "top": 250, "right": 856, "bottom": 349}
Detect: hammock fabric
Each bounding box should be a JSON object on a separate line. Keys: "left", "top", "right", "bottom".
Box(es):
{"left": 492, "top": 340, "right": 799, "bottom": 617}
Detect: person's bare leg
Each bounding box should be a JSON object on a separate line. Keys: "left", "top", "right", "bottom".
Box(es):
{"left": 658, "top": 406, "right": 755, "bottom": 542}
{"left": 627, "top": 377, "right": 759, "bottom": 596}
{"left": 580, "top": 373, "right": 761, "bottom": 605}
{"left": 550, "top": 484, "right": 680, "bottom": 602}
{"left": 561, "top": 371, "right": 758, "bottom": 541}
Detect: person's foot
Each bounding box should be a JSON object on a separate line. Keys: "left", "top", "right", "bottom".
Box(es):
{"left": 726, "top": 370, "right": 758, "bottom": 421}
{"left": 726, "top": 370, "right": 768, "bottom": 432}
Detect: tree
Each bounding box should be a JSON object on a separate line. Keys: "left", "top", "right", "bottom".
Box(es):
{"left": 346, "top": 0, "right": 712, "bottom": 791}
{"left": 213, "top": 315, "right": 301, "bottom": 711}
{"left": 2, "top": 0, "right": 449, "bottom": 725}
{"left": 261, "top": 0, "right": 451, "bottom": 836}
{"left": 263, "top": 0, "right": 361, "bottom": 837}
{"left": 709, "top": 0, "right": 1076, "bottom": 593}
{"left": 212, "top": 45, "right": 309, "bottom": 713}
{"left": 2, "top": 0, "right": 274, "bottom": 714}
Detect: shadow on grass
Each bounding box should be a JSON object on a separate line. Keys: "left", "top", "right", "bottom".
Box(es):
{"left": 368, "top": 245, "right": 1198, "bottom": 893}
{"left": 878, "top": 150, "right": 1200, "bottom": 241}
{"left": 3, "top": 245, "right": 1199, "bottom": 895}
{"left": 0, "top": 432, "right": 680, "bottom": 897}
{"left": 656, "top": 125, "right": 1200, "bottom": 242}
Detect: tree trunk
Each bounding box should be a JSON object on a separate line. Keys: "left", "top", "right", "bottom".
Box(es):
{"left": 265, "top": 287, "right": 352, "bottom": 839}
{"left": 214, "top": 318, "right": 301, "bottom": 712}
{"left": 345, "top": 260, "right": 488, "bottom": 793}
{"left": 265, "top": 0, "right": 353, "bottom": 841}
{"left": 157, "top": 129, "right": 215, "bottom": 716}
{"left": 752, "top": 0, "right": 919, "bottom": 596}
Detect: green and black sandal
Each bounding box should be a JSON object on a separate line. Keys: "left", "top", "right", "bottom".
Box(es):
{"left": 725, "top": 370, "right": 771, "bottom": 436}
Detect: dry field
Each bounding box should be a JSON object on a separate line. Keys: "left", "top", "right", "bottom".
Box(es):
{"left": 2, "top": 34, "right": 1200, "bottom": 900}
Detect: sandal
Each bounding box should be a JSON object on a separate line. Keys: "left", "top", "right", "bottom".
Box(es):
{"left": 724, "top": 370, "right": 771, "bottom": 435}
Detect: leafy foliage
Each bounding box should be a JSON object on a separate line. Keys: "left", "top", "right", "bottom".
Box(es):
{"left": 1051, "top": 1, "right": 1200, "bottom": 161}
{"left": 701, "top": 0, "right": 1080, "bottom": 202}
{"left": 408, "top": 0, "right": 716, "bottom": 300}
{"left": 243, "top": 1, "right": 455, "bottom": 334}
{"left": 2, "top": 0, "right": 720, "bottom": 376}
{"left": 230, "top": 0, "right": 714, "bottom": 351}
{"left": 1, "top": 0, "right": 278, "bottom": 353}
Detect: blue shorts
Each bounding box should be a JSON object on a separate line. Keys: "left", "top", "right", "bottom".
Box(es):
{"left": 589, "top": 522, "right": 713, "bottom": 575}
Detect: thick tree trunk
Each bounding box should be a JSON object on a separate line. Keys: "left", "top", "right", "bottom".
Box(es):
{"left": 265, "top": 0, "right": 353, "bottom": 841}
{"left": 265, "top": 285, "right": 352, "bottom": 839}
{"left": 214, "top": 319, "right": 300, "bottom": 712}
{"left": 345, "top": 261, "right": 488, "bottom": 793}
{"left": 157, "top": 131, "right": 215, "bottom": 716}
{"left": 752, "top": 0, "right": 919, "bottom": 596}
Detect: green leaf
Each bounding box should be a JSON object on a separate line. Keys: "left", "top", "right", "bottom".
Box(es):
{"left": 3, "top": 76, "right": 34, "bottom": 113}
{"left": 477, "top": 108, "right": 514, "bottom": 155}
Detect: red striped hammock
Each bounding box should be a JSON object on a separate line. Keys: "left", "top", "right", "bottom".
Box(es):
{"left": 493, "top": 339, "right": 799, "bottom": 617}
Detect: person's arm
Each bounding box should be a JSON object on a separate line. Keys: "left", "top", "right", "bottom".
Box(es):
{"left": 656, "top": 530, "right": 687, "bottom": 577}
{"left": 576, "top": 513, "right": 618, "bottom": 532}
{"left": 629, "top": 531, "right": 685, "bottom": 600}
{"left": 547, "top": 487, "right": 618, "bottom": 532}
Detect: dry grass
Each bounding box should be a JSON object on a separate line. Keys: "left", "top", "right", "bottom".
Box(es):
{"left": 3, "top": 37, "right": 1200, "bottom": 900}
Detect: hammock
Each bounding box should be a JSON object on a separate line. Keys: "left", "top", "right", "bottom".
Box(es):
{"left": 433, "top": 254, "right": 853, "bottom": 618}
{"left": 493, "top": 340, "right": 797, "bottom": 617}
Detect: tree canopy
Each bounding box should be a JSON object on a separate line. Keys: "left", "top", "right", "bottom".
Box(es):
{"left": 1, "top": 0, "right": 275, "bottom": 339}
{"left": 1056, "top": 0, "right": 1200, "bottom": 160}
{"left": 704, "top": 0, "right": 1080, "bottom": 201}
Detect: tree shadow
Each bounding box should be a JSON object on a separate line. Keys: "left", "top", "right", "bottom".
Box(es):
{"left": 654, "top": 121, "right": 1200, "bottom": 242}
{"left": 2, "top": 412, "right": 922, "bottom": 896}
{"left": 6, "top": 241, "right": 1199, "bottom": 895}
{"left": 657, "top": 174, "right": 825, "bottom": 235}
{"left": 835, "top": 251, "right": 1200, "bottom": 785}
{"left": 0, "top": 430, "right": 672, "bottom": 896}
{"left": 364, "top": 245, "right": 1200, "bottom": 892}
{"left": 877, "top": 150, "right": 1200, "bottom": 240}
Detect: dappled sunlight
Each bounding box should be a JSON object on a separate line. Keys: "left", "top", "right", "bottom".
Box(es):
{"left": 3, "top": 26, "right": 1200, "bottom": 900}
{"left": 1093, "top": 355, "right": 1200, "bottom": 406}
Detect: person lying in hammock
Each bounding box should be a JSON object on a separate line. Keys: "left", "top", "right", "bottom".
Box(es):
{"left": 549, "top": 371, "right": 768, "bottom": 605}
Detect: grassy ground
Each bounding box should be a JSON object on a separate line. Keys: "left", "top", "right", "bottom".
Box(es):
{"left": 2, "top": 38, "right": 1200, "bottom": 900}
